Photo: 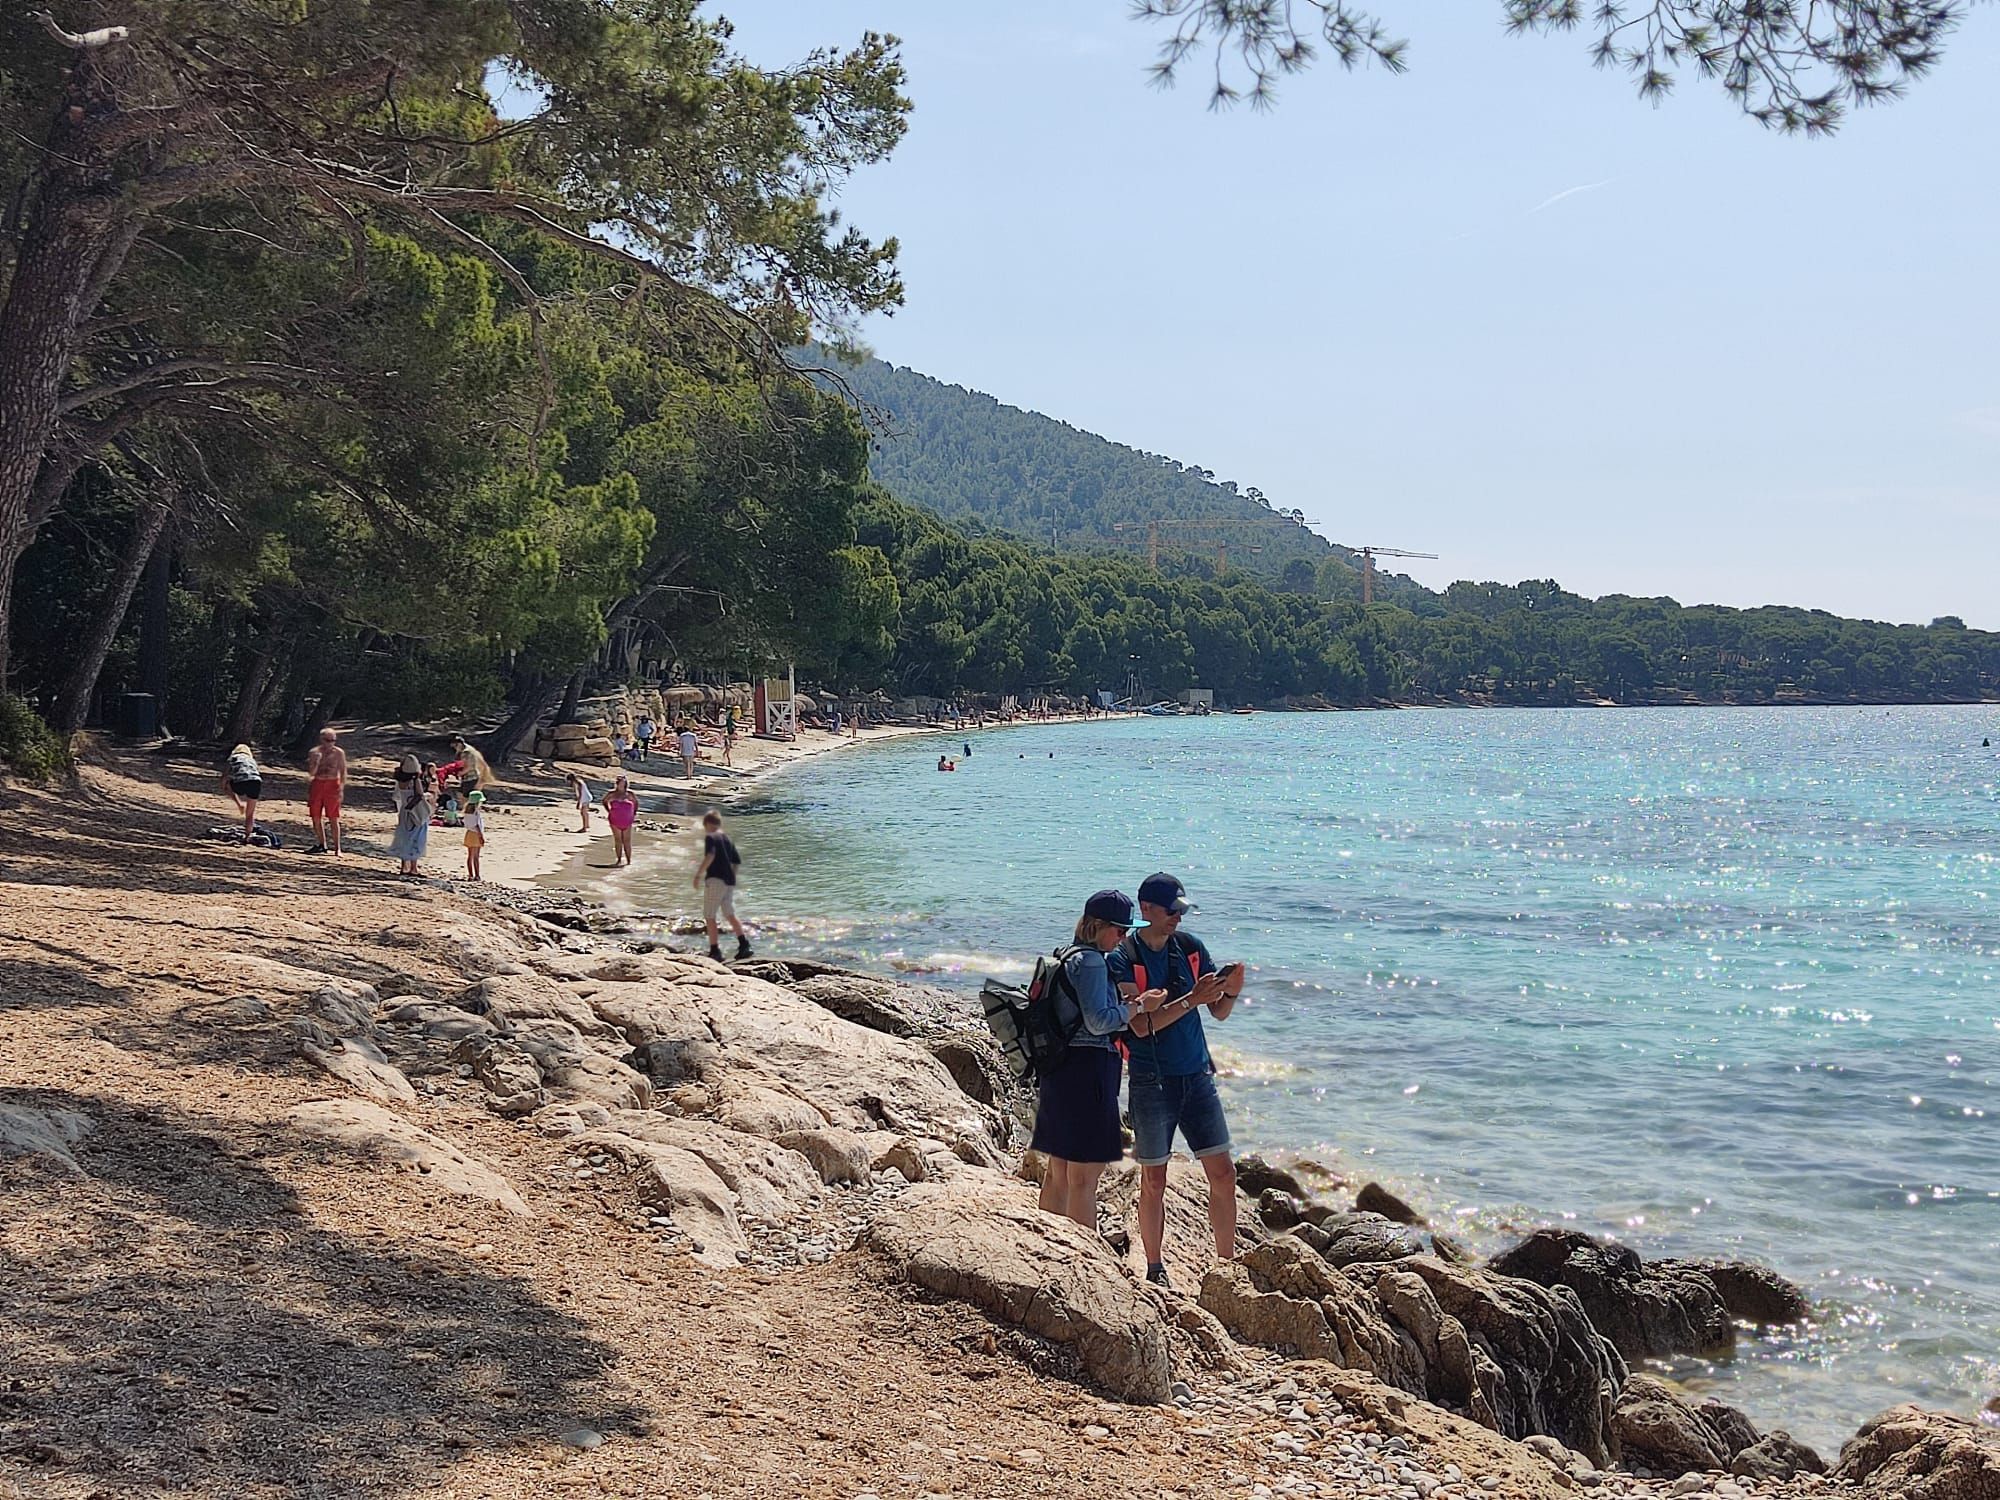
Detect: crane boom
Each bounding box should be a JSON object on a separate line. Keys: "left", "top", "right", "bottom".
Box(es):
{"left": 1356, "top": 544, "right": 1440, "bottom": 606}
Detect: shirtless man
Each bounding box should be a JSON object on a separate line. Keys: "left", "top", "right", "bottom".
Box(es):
{"left": 305, "top": 727, "right": 348, "bottom": 855}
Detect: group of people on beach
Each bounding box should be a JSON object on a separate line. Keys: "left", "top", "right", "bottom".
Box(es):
{"left": 1033, "top": 873, "right": 1245, "bottom": 1286}
{"left": 616, "top": 709, "right": 738, "bottom": 774}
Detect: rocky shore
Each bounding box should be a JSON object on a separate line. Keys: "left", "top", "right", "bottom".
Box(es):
{"left": 3, "top": 751, "right": 1996, "bottom": 1499}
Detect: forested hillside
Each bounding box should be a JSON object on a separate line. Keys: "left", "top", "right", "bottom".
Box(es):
{"left": 824, "top": 357, "right": 1430, "bottom": 607}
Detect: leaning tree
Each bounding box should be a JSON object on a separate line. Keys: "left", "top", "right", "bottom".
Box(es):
{"left": 0, "top": 0, "right": 908, "bottom": 688}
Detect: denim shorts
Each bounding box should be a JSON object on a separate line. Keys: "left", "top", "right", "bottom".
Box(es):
{"left": 1128, "top": 1069, "right": 1231, "bottom": 1167}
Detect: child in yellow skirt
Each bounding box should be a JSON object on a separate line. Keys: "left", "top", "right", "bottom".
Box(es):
{"left": 463, "top": 790, "right": 486, "bottom": 882}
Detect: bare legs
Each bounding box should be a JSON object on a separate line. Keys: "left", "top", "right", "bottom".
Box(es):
{"left": 1038, "top": 1156, "right": 1109, "bottom": 1233}
{"left": 1137, "top": 1154, "right": 1239, "bottom": 1264}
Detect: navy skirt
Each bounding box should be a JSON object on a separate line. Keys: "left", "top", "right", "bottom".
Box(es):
{"left": 1030, "top": 1045, "right": 1124, "bottom": 1164}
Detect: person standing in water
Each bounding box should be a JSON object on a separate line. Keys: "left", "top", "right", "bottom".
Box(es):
{"left": 694, "top": 810, "right": 751, "bottom": 961}
{"left": 604, "top": 776, "right": 639, "bottom": 867}
{"left": 304, "top": 727, "right": 346, "bottom": 855}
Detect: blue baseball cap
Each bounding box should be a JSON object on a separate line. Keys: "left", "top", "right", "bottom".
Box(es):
{"left": 1084, "top": 889, "right": 1149, "bottom": 929}
{"left": 1137, "top": 872, "right": 1194, "bottom": 916}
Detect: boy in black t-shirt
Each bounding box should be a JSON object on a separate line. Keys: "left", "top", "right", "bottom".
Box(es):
{"left": 694, "top": 810, "right": 752, "bottom": 961}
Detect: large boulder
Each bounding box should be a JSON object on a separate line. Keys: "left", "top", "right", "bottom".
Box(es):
{"left": 1201, "top": 1234, "right": 1624, "bottom": 1466}
{"left": 1355, "top": 1181, "right": 1424, "bottom": 1225}
{"left": 1733, "top": 1430, "right": 1827, "bottom": 1480}
{"left": 1234, "top": 1154, "right": 1308, "bottom": 1199}
{"left": 1834, "top": 1404, "right": 2000, "bottom": 1499}
{"left": 1489, "top": 1228, "right": 1737, "bottom": 1360}
{"left": 1671, "top": 1256, "right": 1813, "bottom": 1327}
{"left": 1609, "top": 1373, "right": 1756, "bottom": 1476}
{"left": 866, "top": 1177, "right": 1173, "bottom": 1404}
{"left": 1296, "top": 1211, "right": 1427, "bottom": 1267}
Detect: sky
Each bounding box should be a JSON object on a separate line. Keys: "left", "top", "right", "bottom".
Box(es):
{"left": 723, "top": 4, "right": 2000, "bottom": 627}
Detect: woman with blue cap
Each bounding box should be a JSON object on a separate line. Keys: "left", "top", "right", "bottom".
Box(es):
{"left": 1033, "top": 890, "right": 1168, "bottom": 1232}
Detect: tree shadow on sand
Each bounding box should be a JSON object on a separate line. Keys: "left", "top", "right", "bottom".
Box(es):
{"left": 0, "top": 1088, "right": 640, "bottom": 1498}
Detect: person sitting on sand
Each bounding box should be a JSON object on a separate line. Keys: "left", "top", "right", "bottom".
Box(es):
{"left": 1034, "top": 891, "right": 1167, "bottom": 1234}
{"left": 221, "top": 743, "right": 264, "bottom": 845}
{"left": 677, "top": 722, "right": 699, "bottom": 780}
{"left": 568, "top": 772, "right": 594, "bottom": 834}
{"left": 462, "top": 790, "right": 486, "bottom": 881}
{"left": 604, "top": 775, "right": 638, "bottom": 867}
{"left": 387, "top": 754, "right": 431, "bottom": 876}
{"left": 694, "top": 810, "right": 751, "bottom": 962}
{"left": 304, "top": 727, "right": 346, "bottom": 855}
{"left": 1111, "top": 872, "right": 1248, "bottom": 1288}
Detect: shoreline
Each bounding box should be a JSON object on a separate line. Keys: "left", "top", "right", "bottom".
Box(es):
{"left": 3, "top": 742, "right": 1992, "bottom": 1500}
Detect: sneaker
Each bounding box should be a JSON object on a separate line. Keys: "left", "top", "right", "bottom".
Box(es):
{"left": 1146, "top": 1262, "right": 1171, "bottom": 1289}
{"left": 708, "top": 944, "right": 724, "bottom": 961}
{"left": 734, "top": 938, "right": 754, "bottom": 960}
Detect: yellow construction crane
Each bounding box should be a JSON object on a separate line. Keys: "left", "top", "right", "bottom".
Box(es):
{"left": 1112, "top": 517, "right": 1291, "bottom": 574}
{"left": 1355, "top": 545, "right": 1439, "bottom": 605}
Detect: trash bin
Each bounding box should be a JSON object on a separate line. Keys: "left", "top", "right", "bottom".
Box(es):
{"left": 116, "top": 692, "right": 159, "bottom": 739}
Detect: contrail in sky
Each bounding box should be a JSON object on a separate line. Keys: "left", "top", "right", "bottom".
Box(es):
{"left": 1528, "top": 179, "right": 1613, "bottom": 214}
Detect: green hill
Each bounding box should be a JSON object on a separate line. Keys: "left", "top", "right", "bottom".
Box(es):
{"left": 825, "top": 356, "right": 1429, "bottom": 606}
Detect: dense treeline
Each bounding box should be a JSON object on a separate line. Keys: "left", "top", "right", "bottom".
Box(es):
{"left": 843, "top": 496, "right": 2000, "bottom": 708}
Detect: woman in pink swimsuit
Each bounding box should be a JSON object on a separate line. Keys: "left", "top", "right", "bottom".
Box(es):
{"left": 604, "top": 776, "right": 639, "bottom": 867}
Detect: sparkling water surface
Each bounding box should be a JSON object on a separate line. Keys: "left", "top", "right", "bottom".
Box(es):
{"left": 592, "top": 706, "right": 2000, "bottom": 1449}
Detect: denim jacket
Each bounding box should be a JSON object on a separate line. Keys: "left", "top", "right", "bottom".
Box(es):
{"left": 1059, "top": 946, "right": 1132, "bottom": 1051}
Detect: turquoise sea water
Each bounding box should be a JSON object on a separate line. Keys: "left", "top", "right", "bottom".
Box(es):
{"left": 591, "top": 706, "right": 1999, "bottom": 1449}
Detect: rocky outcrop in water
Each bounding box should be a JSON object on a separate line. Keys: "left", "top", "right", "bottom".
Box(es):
{"left": 1489, "top": 1227, "right": 1809, "bottom": 1361}
{"left": 1201, "top": 1228, "right": 1626, "bottom": 1465}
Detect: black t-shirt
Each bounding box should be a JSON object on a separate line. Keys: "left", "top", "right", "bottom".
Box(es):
{"left": 703, "top": 832, "right": 740, "bottom": 886}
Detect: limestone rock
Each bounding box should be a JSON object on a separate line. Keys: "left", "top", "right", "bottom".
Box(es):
{"left": 1674, "top": 1257, "right": 1813, "bottom": 1327}
{"left": 0, "top": 1102, "right": 91, "bottom": 1175}
{"left": 1234, "top": 1154, "right": 1308, "bottom": 1199}
{"left": 506, "top": 1019, "right": 652, "bottom": 1111}
{"left": 776, "top": 1126, "right": 877, "bottom": 1186}
{"left": 1610, "top": 1373, "right": 1731, "bottom": 1476}
{"left": 786, "top": 971, "right": 930, "bottom": 1036}
{"left": 1490, "top": 1228, "right": 1736, "bottom": 1361}
{"left": 1314, "top": 1367, "right": 1588, "bottom": 1500}
{"left": 449, "top": 1034, "right": 546, "bottom": 1116}
{"left": 1733, "top": 1430, "right": 1827, "bottom": 1480}
{"left": 1834, "top": 1404, "right": 2000, "bottom": 1499}
{"left": 291, "top": 985, "right": 415, "bottom": 1103}
{"left": 867, "top": 1177, "right": 1173, "bottom": 1403}
{"left": 287, "top": 1099, "right": 529, "bottom": 1214}
{"left": 384, "top": 1001, "right": 493, "bottom": 1044}
{"left": 1355, "top": 1181, "right": 1424, "bottom": 1225}
{"left": 1257, "top": 1188, "right": 1305, "bottom": 1230}
{"left": 1296, "top": 1211, "right": 1426, "bottom": 1267}
{"left": 468, "top": 972, "right": 617, "bottom": 1039}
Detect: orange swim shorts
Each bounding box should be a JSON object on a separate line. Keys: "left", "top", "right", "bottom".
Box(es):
{"left": 308, "top": 779, "right": 343, "bottom": 821}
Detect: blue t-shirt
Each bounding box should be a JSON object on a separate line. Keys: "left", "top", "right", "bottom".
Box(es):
{"left": 1108, "top": 932, "right": 1215, "bottom": 1078}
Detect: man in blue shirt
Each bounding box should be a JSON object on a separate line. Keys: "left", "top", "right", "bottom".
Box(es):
{"left": 1108, "top": 872, "right": 1247, "bottom": 1287}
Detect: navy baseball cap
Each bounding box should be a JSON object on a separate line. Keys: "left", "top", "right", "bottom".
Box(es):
{"left": 1083, "top": 889, "right": 1149, "bottom": 929}
{"left": 1137, "top": 872, "right": 1194, "bottom": 916}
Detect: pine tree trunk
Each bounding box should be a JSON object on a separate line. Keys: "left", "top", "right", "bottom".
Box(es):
{"left": 222, "top": 633, "right": 280, "bottom": 747}
{"left": 52, "top": 496, "right": 171, "bottom": 733}
{"left": 283, "top": 693, "right": 344, "bottom": 764}
{"left": 482, "top": 671, "right": 561, "bottom": 767}
{"left": 556, "top": 664, "right": 586, "bottom": 724}
{"left": 0, "top": 88, "right": 127, "bottom": 690}
{"left": 137, "top": 528, "right": 172, "bottom": 702}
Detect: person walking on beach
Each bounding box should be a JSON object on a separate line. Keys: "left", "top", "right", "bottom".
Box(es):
{"left": 304, "top": 727, "right": 346, "bottom": 855}
{"left": 677, "top": 722, "right": 699, "bottom": 780}
{"left": 605, "top": 775, "right": 639, "bottom": 867}
{"left": 462, "top": 790, "right": 486, "bottom": 881}
{"left": 388, "top": 754, "right": 432, "bottom": 876}
{"left": 1033, "top": 891, "right": 1168, "bottom": 1233}
{"left": 635, "top": 711, "right": 655, "bottom": 761}
{"left": 568, "top": 773, "right": 594, "bottom": 834}
{"left": 1110, "top": 871, "right": 1247, "bottom": 1287}
{"left": 221, "top": 743, "right": 264, "bottom": 845}
{"left": 694, "top": 810, "right": 751, "bottom": 961}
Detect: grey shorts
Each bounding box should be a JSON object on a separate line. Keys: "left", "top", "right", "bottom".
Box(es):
{"left": 702, "top": 878, "right": 737, "bottom": 923}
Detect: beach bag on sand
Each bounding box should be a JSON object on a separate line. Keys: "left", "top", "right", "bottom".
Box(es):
{"left": 980, "top": 946, "right": 1084, "bottom": 1084}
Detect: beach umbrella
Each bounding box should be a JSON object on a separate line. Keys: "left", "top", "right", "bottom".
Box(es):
{"left": 793, "top": 692, "right": 818, "bottom": 713}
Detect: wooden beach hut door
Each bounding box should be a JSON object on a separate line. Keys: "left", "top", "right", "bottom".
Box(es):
{"left": 755, "top": 670, "right": 796, "bottom": 739}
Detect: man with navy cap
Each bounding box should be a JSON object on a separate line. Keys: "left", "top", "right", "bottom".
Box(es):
{"left": 1108, "top": 871, "right": 1247, "bottom": 1286}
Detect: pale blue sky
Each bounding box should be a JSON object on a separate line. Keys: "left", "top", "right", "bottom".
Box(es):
{"left": 727, "top": 5, "right": 2000, "bottom": 626}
